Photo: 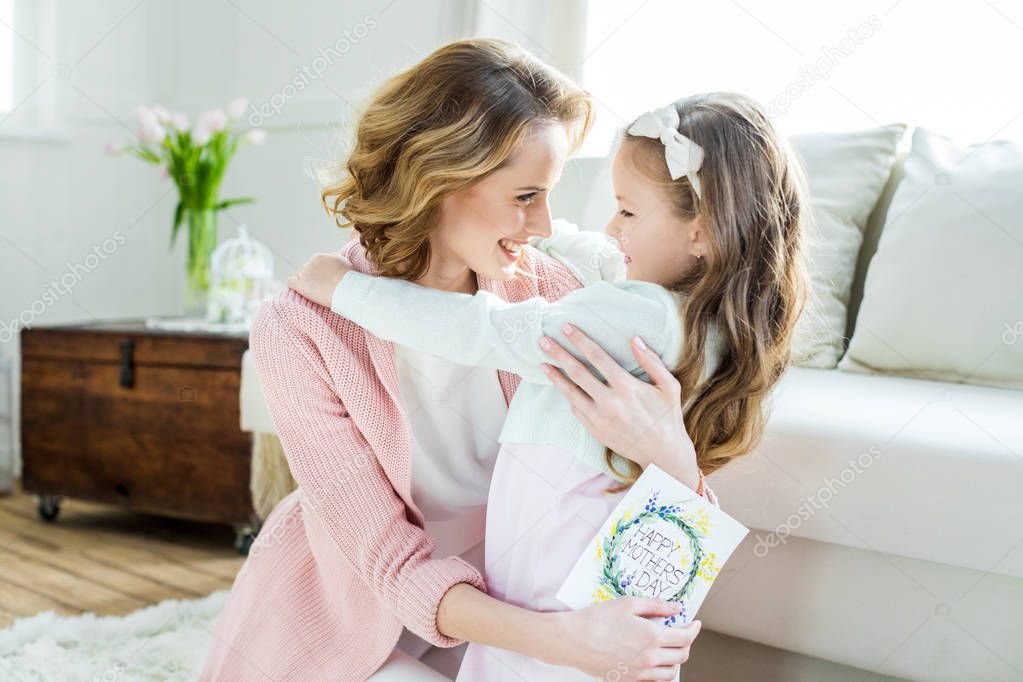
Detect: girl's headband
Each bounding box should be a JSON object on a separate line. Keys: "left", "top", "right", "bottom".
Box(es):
{"left": 627, "top": 105, "right": 705, "bottom": 199}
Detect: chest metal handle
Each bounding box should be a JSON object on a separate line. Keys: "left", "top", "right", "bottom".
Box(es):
{"left": 119, "top": 339, "right": 134, "bottom": 388}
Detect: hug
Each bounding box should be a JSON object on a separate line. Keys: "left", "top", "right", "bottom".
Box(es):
{"left": 202, "top": 37, "right": 808, "bottom": 682}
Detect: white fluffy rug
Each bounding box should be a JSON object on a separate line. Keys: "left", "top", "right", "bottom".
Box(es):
{"left": 0, "top": 590, "right": 229, "bottom": 681}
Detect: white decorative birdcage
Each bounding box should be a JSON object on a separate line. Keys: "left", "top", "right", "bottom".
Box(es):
{"left": 206, "top": 225, "right": 278, "bottom": 326}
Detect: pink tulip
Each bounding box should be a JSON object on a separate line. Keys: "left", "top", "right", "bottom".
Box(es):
{"left": 192, "top": 109, "right": 228, "bottom": 145}
{"left": 135, "top": 104, "right": 166, "bottom": 143}
{"left": 152, "top": 105, "right": 172, "bottom": 123}
{"left": 228, "top": 97, "right": 249, "bottom": 119}
{"left": 171, "top": 112, "right": 189, "bottom": 131}
{"left": 203, "top": 109, "right": 228, "bottom": 131}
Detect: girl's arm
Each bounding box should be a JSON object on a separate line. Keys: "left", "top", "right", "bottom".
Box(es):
{"left": 528, "top": 219, "right": 627, "bottom": 285}
{"left": 330, "top": 269, "right": 681, "bottom": 385}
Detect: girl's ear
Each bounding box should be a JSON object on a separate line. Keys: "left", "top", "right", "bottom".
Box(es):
{"left": 688, "top": 215, "right": 708, "bottom": 259}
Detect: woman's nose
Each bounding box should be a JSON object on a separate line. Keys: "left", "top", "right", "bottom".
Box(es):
{"left": 525, "top": 200, "right": 553, "bottom": 238}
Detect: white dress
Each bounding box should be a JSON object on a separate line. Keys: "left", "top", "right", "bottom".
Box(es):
{"left": 388, "top": 340, "right": 509, "bottom": 678}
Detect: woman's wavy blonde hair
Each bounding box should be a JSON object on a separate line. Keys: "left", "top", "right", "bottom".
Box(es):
{"left": 321, "top": 38, "right": 592, "bottom": 279}
{"left": 608, "top": 92, "right": 812, "bottom": 484}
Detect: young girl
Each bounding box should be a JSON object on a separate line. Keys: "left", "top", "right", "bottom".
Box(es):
{"left": 291, "top": 92, "right": 810, "bottom": 681}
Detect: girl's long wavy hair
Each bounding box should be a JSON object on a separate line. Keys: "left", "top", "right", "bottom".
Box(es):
{"left": 320, "top": 38, "right": 592, "bottom": 279}
{"left": 608, "top": 92, "right": 812, "bottom": 484}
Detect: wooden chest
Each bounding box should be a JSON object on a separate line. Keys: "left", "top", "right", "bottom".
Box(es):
{"left": 20, "top": 319, "right": 257, "bottom": 546}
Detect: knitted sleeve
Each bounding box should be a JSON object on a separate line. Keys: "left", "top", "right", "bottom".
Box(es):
{"left": 248, "top": 293, "right": 486, "bottom": 648}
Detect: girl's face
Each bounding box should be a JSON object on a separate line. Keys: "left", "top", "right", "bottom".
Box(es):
{"left": 431, "top": 124, "right": 570, "bottom": 286}
{"left": 605, "top": 143, "right": 706, "bottom": 286}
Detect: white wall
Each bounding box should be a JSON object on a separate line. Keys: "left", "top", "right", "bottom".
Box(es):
{"left": 0, "top": 0, "right": 475, "bottom": 483}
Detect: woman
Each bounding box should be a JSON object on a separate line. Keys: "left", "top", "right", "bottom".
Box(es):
{"left": 201, "top": 39, "right": 703, "bottom": 682}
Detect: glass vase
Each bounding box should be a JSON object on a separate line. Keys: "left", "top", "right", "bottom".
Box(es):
{"left": 184, "top": 206, "right": 218, "bottom": 317}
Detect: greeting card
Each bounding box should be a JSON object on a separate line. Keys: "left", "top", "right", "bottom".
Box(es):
{"left": 556, "top": 464, "right": 749, "bottom": 626}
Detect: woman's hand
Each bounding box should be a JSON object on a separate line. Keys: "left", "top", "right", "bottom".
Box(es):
{"left": 544, "top": 597, "right": 701, "bottom": 681}
{"left": 438, "top": 584, "right": 699, "bottom": 682}
{"left": 539, "top": 324, "right": 701, "bottom": 490}
{"left": 287, "top": 252, "right": 353, "bottom": 308}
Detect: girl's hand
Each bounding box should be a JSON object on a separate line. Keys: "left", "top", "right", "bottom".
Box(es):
{"left": 287, "top": 252, "right": 353, "bottom": 308}
{"left": 546, "top": 597, "right": 701, "bottom": 681}
{"left": 539, "top": 325, "right": 701, "bottom": 490}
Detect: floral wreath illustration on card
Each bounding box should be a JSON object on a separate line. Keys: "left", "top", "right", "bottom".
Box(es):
{"left": 591, "top": 490, "right": 722, "bottom": 625}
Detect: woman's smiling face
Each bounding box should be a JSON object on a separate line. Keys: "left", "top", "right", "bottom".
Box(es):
{"left": 605, "top": 142, "right": 706, "bottom": 286}
{"left": 431, "top": 123, "right": 570, "bottom": 284}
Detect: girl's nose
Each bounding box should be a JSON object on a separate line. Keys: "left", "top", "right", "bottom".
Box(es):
{"left": 605, "top": 218, "right": 621, "bottom": 241}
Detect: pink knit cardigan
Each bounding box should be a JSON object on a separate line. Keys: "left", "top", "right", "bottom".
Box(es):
{"left": 200, "top": 236, "right": 584, "bottom": 681}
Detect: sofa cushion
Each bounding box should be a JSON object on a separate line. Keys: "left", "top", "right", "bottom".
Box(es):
{"left": 707, "top": 366, "right": 1023, "bottom": 579}
{"left": 840, "top": 128, "right": 1023, "bottom": 388}
{"left": 787, "top": 124, "right": 906, "bottom": 368}
{"left": 578, "top": 124, "right": 906, "bottom": 370}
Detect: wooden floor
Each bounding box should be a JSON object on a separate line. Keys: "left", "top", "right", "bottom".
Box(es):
{"left": 0, "top": 483, "right": 912, "bottom": 681}
{"left": 0, "top": 478, "right": 245, "bottom": 628}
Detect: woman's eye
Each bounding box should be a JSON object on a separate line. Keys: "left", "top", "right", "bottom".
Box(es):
{"left": 619, "top": 209, "right": 634, "bottom": 218}
{"left": 517, "top": 192, "right": 538, "bottom": 205}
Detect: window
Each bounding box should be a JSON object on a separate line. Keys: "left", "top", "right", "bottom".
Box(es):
{"left": 0, "top": 0, "right": 13, "bottom": 114}
{"left": 578, "top": 0, "right": 1023, "bottom": 155}
{"left": 0, "top": 0, "right": 61, "bottom": 132}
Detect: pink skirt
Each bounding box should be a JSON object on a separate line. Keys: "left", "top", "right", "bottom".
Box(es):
{"left": 455, "top": 442, "right": 626, "bottom": 682}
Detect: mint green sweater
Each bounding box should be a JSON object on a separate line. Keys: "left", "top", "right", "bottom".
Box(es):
{"left": 330, "top": 220, "right": 723, "bottom": 482}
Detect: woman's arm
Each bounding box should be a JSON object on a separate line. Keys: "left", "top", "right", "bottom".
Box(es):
{"left": 255, "top": 292, "right": 700, "bottom": 679}
{"left": 249, "top": 293, "right": 486, "bottom": 645}
{"left": 438, "top": 583, "right": 703, "bottom": 681}
{"left": 539, "top": 325, "right": 709, "bottom": 496}
{"left": 328, "top": 268, "right": 680, "bottom": 386}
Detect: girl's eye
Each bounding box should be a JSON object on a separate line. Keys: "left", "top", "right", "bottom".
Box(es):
{"left": 516, "top": 192, "right": 538, "bottom": 205}
{"left": 619, "top": 209, "right": 634, "bottom": 218}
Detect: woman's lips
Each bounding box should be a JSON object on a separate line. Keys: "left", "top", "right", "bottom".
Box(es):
{"left": 624, "top": 254, "right": 633, "bottom": 265}
{"left": 498, "top": 238, "right": 525, "bottom": 262}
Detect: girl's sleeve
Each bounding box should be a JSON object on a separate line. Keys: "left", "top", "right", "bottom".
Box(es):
{"left": 528, "top": 219, "right": 627, "bottom": 285}
{"left": 249, "top": 293, "right": 486, "bottom": 647}
{"left": 331, "top": 271, "right": 681, "bottom": 385}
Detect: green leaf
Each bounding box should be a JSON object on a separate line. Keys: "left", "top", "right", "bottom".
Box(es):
{"left": 214, "top": 197, "right": 256, "bottom": 210}
{"left": 170, "top": 200, "right": 184, "bottom": 249}
{"left": 137, "top": 146, "right": 162, "bottom": 164}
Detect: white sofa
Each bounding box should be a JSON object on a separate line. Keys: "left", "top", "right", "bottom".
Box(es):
{"left": 240, "top": 123, "right": 1023, "bottom": 681}
{"left": 659, "top": 124, "right": 1021, "bottom": 682}
{"left": 701, "top": 365, "right": 1023, "bottom": 681}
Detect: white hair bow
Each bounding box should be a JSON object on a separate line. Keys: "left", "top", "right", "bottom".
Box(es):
{"left": 627, "top": 105, "right": 705, "bottom": 199}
